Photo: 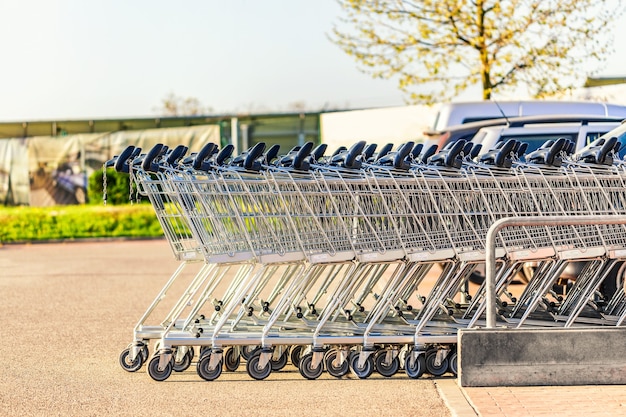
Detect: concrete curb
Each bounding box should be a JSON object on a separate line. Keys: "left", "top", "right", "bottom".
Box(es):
{"left": 435, "top": 378, "right": 479, "bottom": 417}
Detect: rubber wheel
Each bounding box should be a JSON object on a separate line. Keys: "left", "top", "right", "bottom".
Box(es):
{"left": 298, "top": 352, "right": 324, "bottom": 380}
{"left": 425, "top": 350, "right": 449, "bottom": 377}
{"left": 374, "top": 350, "right": 400, "bottom": 378}
{"left": 199, "top": 346, "right": 211, "bottom": 359}
{"left": 290, "top": 345, "right": 304, "bottom": 367}
{"left": 404, "top": 353, "right": 426, "bottom": 379}
{"left": 147, "top": 356, "right": 173, "bottom": 382}
{"left": 350, "top": 352, "right": 374, "bottom": 379}
{"left": 196, "top": 353, "right": 223, "bottom": 381}
{"left": 173, "top": 348, "right": 193, "bottom": 372}
{"left": 398, "top": 345, "right": 409, "bottom": 370}
{"left": 224, "top": 347, "right": 241, "bottom": 372}
{"left": 324, "top": 349, "right": 349, "bottom": 378}
{"left": 270, "top": 348, "right": 289, "bottom": 371}
{"left": 447, "top": 351, "right": 458, "bottom": 376}
{"left": 246, "top": 350, "right": 272, "bottom": 380}
{"left": 119, "top": 348, "right": 143, "bottom": 372}
{"left": 140, "top": 345, "right": 149, "bottom": 363}
{"left": 241, "top": 345, "right": 258, "bottom": 361}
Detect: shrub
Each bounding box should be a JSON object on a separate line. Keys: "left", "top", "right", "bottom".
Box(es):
{"left": 0, "top": 205, "right": 163, "bottom": 242}
{"left": 88, "top": 168, "right": 138, "bottom": 205}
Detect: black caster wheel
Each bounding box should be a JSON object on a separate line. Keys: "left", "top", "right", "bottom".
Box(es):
{"left": 374, "top": 350, "right": 400, "bottom": 377}
{"left": 299, "top": 352, "right": 324, "bottom": 380}
{"left": 290, "top": 345, "right": 305, "bottom": 367}
{"left": 119, "top": 348, "right": 143, "bottom": 372}
{"left": 425, "top": 350, "right": 449, "bottom": 377}
{"left": 246, "top": 349, "right": 272, "bottom": 380}
{"left": 271, "top": 347, "right": 289, "bottom": 371}
{"left": 224, "top": 347, "right": 241, "bottom": 372}
{"left": 196, "top": 353, "right": 223, "bottom": 381}
{"left": 242, "top": 345, "right": 259, "bottom": 361}
{"left": 325, "top": 349, "right": 349, "bottom": 378}
{"left": 350, "top": 352, "right": 374, "bottom": 379}
{"left": 404, "top": 353, "right": 426, "bottom": 379}
{"left": 173, "top": 347, "right": 194, "bottom": 372}
{"left": 447, "top": 350, "right": 458, "bottom": 376}
{"left": 147, "top": 356, "right": 173, "bottom": 382}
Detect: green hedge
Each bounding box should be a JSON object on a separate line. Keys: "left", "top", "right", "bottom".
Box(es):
{"left": 0, "top": 204, "right": 164, "bottom": 243}
{"left": 88, "top": 168, "right": 139, "bottom": 205}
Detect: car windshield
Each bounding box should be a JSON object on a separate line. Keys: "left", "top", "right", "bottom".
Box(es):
{"left": 497, "top": 133, "right": 577, "bottom": 154}
{"left": 597, "top": 123, "right": 626, "bottom": 158}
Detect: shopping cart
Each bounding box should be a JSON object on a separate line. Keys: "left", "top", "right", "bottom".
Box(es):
{"left": 109, "top": 134, "right": 626, "bottom": 382}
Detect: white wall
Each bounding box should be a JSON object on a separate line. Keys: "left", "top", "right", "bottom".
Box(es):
{"left": 320, "top": 105, "right": 438, "bottom": 150}
{"left": 567, "top": 84, "right": 626, "bottom": 105}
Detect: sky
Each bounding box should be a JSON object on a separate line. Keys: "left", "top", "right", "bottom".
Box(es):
{"left": 0, "top": 0, "right": 625, "bottom": 122}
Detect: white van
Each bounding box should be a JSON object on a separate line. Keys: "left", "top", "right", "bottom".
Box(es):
{"left": 473, "top": 120, "right": 622, "bottom": 157}
{"left": 430, "top": 100, "right": 626, "bottom": 132}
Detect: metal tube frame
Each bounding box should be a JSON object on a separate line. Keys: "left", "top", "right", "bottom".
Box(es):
{"left": 486, "top": 215, "right": 626, "bottom": 328}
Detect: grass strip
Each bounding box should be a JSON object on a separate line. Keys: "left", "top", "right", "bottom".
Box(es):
{"left": 0, "top": 204, "right": 163, "bottom": 243}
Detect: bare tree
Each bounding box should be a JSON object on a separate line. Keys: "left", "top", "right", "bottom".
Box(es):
{"left": 155, "top": 92, "right": 213, "bottom": 116}
{"left": 330, "top": 0, "right": 625, "bottom": 103}
{"left": 286, "top": 101, "right": 308, "bottom": 112}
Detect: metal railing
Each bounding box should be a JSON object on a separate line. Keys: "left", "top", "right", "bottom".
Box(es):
{"left": 485, "top": 215, "right": 626, "bottom": 328}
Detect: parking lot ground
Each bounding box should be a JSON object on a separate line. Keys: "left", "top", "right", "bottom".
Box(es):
{"left": 0, "top": 239, "right": 449, "bottom": 417}
{"left": 3, "top": 239, "right": 624, "bottom": 417}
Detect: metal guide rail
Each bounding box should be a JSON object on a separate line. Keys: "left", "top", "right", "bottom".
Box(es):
{"left": 107, "top": 135, "right": 626, "bottom": 382}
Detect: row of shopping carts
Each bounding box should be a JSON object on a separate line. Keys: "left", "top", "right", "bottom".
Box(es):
{"left": 111, "top": 135, "right": 626, "bottom": 382}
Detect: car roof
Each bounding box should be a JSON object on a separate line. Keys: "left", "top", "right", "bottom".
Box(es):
{"left": 425, "top": 114, "right": 626, "bottom": 137}
{"left": 477, "top": 121, "right": 620, "bottom": 135}
{"left": 431, "top": 100, "right": 626, "bottom": 130}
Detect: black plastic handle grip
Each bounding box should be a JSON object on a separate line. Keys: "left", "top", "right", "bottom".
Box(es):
{"left": 264, "top": 144, "right": 281, "bottom": 165}
{"left": 421, "top": 144, "right": 438, "bottom": 163}
{"left": 142, "top": 143, "right": 164, "bottom": 172}
{"left": 193, "top": 142, "right": 218, "bottom": 170}
{"left": 470, "top": 143, "right": 482, "bottom": 159}
{"left": 130, "top": 146, "right": 142, "bottom": 160}
{"left": 363, "top": 143, "right": 377, "bottom": 159}
{"left": 444, "top": 139, "right": 466, "bottom": 168}
{"left": 546, "top": 138, "right": 566, "bottom": 165}
{"left": 411, "top": 143, "right": 423, "bottom": 158}
{"left": 376, "top": 143, "right": 393, "bottom": 161}
{"left": 216, "top": 144, "right": 234, "bottom": 166}
{"left": 394, "top": 141, "right": 414, "bottom": 170}
{"left": 293, "top": 141, "right": 314, "bottom": 170}
{"left": 331, "top": 146, "right": 347, "bottom": 158}
{"left": 113, "top": 146, "right": 135, "bottom": 173}
{"left": 312, "top": 144, "right": 327, "bottom": 161}
{"left": 462, "top": 141, "right": 474, "bottom": 157}
{"left": 244, "top": 142, "right": 266, "bottom": 170}
{"left": 344, "top": 141, "right": 366, "bottom": 168}
{"left": 599, "top": 136, "right": 618, "bottom": 164}
{"left": 495, "top": 139, "right": 516, "bottom": 167}
{"left": 167, "top": 145, "right": 188, "bottom": 166}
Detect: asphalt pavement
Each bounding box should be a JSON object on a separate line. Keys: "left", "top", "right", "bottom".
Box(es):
{"left": 0, "top": 239, "right": 449, "bottom": 417}
{"left": 2, "top": 239, "right": 624, "bottom": 417}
